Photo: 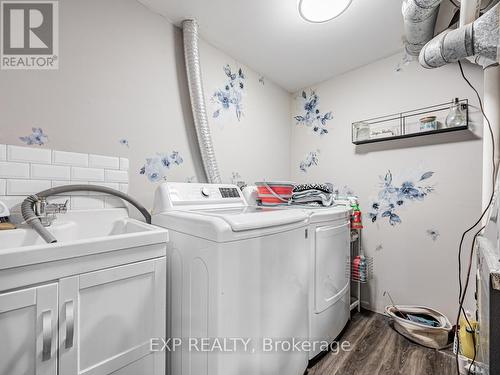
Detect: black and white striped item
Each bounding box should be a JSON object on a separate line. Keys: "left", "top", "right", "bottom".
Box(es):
{"left": 292, "top": 183, "right": 333, "bottom": 194}
{"left": 291, "top": 183, "right": 335, "bottom": 207}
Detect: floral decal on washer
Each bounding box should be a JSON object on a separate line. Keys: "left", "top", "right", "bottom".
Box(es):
{"left": 294, "top": 90, "right": 333, "bottom": 136}
{"left": 139, "top": 151, "right": 184, "bottom": 183}
{"left": 19, "top": 127, "right": 49, "bottom": 146}
{"left": 368, "top": 170, "right": 435, "bottom": 226}
{"left": 212, "top": 64, "right": 245, "bottom": 121}
{"left": 299, "top": 150, "right": 320, "bottom": 172}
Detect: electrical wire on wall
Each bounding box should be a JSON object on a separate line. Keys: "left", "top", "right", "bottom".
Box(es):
{"left": 455, "top": 60, "right": 498, "bottom": 375}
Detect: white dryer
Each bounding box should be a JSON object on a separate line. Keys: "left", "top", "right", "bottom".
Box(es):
{"left": 152, "top": 183, "right": 310, "bottom": 375}
{"left": 301, "top": 206, "right": 352, "bottom": 360}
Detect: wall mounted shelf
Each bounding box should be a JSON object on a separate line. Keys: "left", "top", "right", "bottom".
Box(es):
{"left": 352, "top": 99, "right": 469, "bottom": 145}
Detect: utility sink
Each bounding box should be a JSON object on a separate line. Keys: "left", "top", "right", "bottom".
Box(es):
{"left": 0, "top": 208, "right": 168, "bottom": 271}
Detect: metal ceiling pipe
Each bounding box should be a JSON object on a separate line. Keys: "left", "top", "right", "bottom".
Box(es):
{"left": 460, "top": 0, "right": 482, "bottom": 26}
{"left": 402, "top": 0, "right": 443, "bottom": 56}
{"left": 461, "top": 0, "right": 500, "bottom": 66}
{"left": 482, "top": 65, "right": 500, "bottom": 211}
{"left": 419, "top": 3, "right": 499, "bottom": 68}
{"left": 182, "top": 19, "right": 222, "bottom": 184}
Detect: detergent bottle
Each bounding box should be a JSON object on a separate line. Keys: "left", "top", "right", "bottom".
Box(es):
{"left": 351, "top": 202, "right": 363, "bottom": 230}
{"left": 458, "top": 311, "right": 478, "bottom": 359}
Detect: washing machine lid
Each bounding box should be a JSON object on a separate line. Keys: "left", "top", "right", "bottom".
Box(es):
{"left": 152, "top": 206, "right": 309, "bottom": 242}
{"left": 192, "top": 206, "right": 308, "bottom": 231}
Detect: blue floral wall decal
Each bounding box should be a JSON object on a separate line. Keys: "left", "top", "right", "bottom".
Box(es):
{"left": 19, "top": 128, "right": 48, "bottom": 146}
{"left": 119, "top": 138, "right": 129, "bottom": 148}
{"left": 139, "top": 151, "right": 184, "bottom": 183}
{"left": 185, "top": 176, "right": 197, "bottom": 183}
{"left": 299, "top": 150, "right": 320, "bottom": 172}
{"left": 259, "top": 76, "right": 265, "bottom": 85}
{"left": 212, "top": 64, "right": 245, "bottom": 121}
{"left": 369, "top": 170, "right": 435, "bottom": 226}
{"left": 427, "top": 229, "right": 440, "bottom": 241}
{"left": 294, "top": 90, "right": 333, "bottom": 136}
{"left": 332, "top": 185, "right": 355, "bottom": 197}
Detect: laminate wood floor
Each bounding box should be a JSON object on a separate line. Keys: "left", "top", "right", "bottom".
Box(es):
{"left": 308, "top": 310, "right": 457, "bottom": 375}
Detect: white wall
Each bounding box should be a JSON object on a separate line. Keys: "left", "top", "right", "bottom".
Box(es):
{"left": 0, "top": 0, "right": 486, "bottom": 321}
{"left": 0, "top": 0, "right": 291, "bottom": 211}
{"left": 199, "top": 43, "right": 292, "bottom": 185}
{"left": 290, "top": 53, "right": 484, "bottom": 319}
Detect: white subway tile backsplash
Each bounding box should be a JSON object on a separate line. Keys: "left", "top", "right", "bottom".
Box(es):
{"left": 0, "top": 145, "right": 6, "bottom": 161}
{"left": 31, "top": 164, "right": 70, "bottom": 180}
{"left": 71, "top": 196, "right": 105, "bottom": 210}
{"left": 0, "top": 162, "right": 30, "bottom": 178}
{"left": 119, "top": 158, "right": 129, "bottom": 171}
{"left": 7, "top": 145, "right": 51, "bottom": 164}
{"left": 105, "top": 169, "right": 128, "bottom": 183}
{"left": 104, "top": 196, "right": 126, "bottom": 208}
{"left": 71, "top": 167, "right": 105, "bottom": 182}
{"left": 119, "top": 183, "right": 129, "bottom": 193}
{"left": 6, "top": 179, "right": 51, "bottom": 195}
{"left": 89, "top": 154, "right": 120, "bottom": 169}
{"left": 0, "top": 145, "right": 129, "bottom": 211}
{"left": 52, "top": 150, "right": 89, "bottom": 167}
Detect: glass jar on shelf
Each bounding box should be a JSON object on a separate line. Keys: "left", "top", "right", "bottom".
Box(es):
{"left": 354, "top": 122, "right": 370, "bottom": 142}
{"left": 445, "top": 98, "right": 466, "bottom": 128}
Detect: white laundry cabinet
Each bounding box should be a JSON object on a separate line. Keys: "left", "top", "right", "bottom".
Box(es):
{"left": 0, "top": 248, "right": 166, "bottom": 375}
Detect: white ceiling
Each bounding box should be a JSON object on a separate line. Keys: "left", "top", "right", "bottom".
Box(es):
{"left": 139, "top": 0, "right": 405, "bottom": 92}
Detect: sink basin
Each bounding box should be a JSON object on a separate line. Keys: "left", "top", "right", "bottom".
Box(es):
{"left": 0, "top": 208, "right": 168, "bottom": 271}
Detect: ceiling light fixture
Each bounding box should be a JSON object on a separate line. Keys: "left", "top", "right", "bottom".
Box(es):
{"left": 298, "top": 0, "right": 352, "bottom": 23}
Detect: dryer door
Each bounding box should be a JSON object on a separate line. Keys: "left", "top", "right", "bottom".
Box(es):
{"left": 314, "top": 221, "right": 350, "bottom": 313}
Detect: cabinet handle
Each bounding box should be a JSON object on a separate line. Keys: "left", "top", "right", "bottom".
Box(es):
{"left": 42, "top": 310, "right": 52, "bottom": 361}
{"left": 65, "top": 300, "right": 75, "bottom": 349}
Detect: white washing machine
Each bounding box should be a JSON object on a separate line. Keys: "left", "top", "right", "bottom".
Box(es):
{"left": 152, "top": 182, "right": 310, "bottom": 375}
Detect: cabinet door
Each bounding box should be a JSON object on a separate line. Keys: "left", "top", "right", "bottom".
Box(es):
{"left": 0, "top": 283, "right": 58, "bottom": 375}
{"left": 59, "top": 258, "right": 166, "bottom": 375}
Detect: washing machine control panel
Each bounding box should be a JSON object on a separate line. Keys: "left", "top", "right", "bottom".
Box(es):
{"left": 219, "top": 187, "right": 240, "bottom": 198}
{"left": 201, "top": 187, "right": 211, "bottom": 197}
{"left": 154, "top": 183, "right": 246, "bottom": 212}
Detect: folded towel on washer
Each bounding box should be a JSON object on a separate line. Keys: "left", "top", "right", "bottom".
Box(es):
{"left": 292, "top": 183, "right": 333, "bottom": 194}
{"left": 290, "top": 188, "right": 334, "bottom": 207}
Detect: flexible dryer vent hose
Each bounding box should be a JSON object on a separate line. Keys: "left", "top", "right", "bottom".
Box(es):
{"left": 21, "top": 184, "right": 151, "bottom": 244}
{"left": 182, "top": 19, "right": 222, "bottom": 184}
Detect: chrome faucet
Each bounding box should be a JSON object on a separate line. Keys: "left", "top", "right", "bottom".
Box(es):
{"left": 34, "top": 197, "right": 68, "bottom": 227}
